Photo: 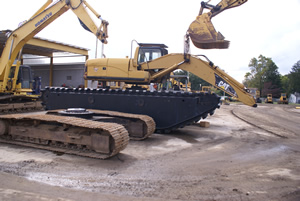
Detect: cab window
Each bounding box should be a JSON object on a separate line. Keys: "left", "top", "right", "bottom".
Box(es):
{"left": 138, "top": 48, "right": 162, "bottom": 64}
{"left": 8, "top": 67, "right": 16, "bottom": 78}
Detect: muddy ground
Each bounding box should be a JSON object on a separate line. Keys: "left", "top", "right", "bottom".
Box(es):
{"left": 0, "top": 103, "right": 299, "bottom": 201}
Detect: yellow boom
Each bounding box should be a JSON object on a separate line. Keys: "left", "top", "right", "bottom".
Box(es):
{"left": 0, "top": 0, "right": 108, "bottom": 94}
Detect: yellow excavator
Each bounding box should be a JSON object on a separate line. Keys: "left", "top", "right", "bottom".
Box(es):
{"left": 78, "top": 0, "right": 253, "bottom": 107}
{"left": 0, "top": 0, "right": 108, "bottom": 113}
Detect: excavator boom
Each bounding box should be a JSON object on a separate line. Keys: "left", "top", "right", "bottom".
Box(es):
{"left": 0, "top": 0, "right": 108, "bottom": 92}
{"left": 188, "top": 0, "right": 247, "bottom": 49}
{"left": 139, "top": 53, "right": 256, "bottom": 107}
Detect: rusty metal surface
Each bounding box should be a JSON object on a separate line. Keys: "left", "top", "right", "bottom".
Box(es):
{"left": 0, "top": 113, "right": 129, "bottom": 159}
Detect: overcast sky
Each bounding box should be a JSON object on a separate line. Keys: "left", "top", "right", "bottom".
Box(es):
{"left": 1, "top": 0, "right": 300, "bottom": 82}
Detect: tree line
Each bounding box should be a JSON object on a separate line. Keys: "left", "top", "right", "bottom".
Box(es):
{"left": 243, "top": 55, "right": 300, "bottom": 98}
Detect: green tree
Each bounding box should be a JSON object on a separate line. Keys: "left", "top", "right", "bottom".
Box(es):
{"left": 280, "top": 75, "right": 290, "bottom": 94}
{"left": 243, "top": 72, "right": 252, "bottom": 88}
{"left": 264, "top": 58, "right": 281, "bottom": 87}
{"left": 243, "top": 55, "right": 281, "bottom": 96}
{"left": 243, "top": 56, "right": 264, "bottom": 93}
{"left": 289, "top": 60, "right": 300, "bottom": 93}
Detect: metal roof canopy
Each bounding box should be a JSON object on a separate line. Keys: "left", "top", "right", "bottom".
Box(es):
{"left": 0, "top": 30, "right": 89, "bottom": 87}
{"left": 0, "top": 30, "right": 89, "bottom": 57}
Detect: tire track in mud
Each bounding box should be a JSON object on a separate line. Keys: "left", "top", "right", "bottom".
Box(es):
{"left": 231, "top": 108, "right": 288, "bottom": 139}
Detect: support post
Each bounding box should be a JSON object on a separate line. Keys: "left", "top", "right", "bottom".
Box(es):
{"left": 49, "top": 56, "right": 53, "bottom": 86}
{"left": 84, "top": 55, "right": 89, "bottom": 88}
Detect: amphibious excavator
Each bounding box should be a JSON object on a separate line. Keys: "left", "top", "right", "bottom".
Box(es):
{"left": 43, "top": 40, "right": 256, "bottom": 133}
{"left": 43, "top": 0, "right": 255, "bottom": 135}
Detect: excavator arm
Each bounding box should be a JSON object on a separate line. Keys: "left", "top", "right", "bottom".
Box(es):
{"left": 140, "top": 53, "right": 256, "bottom": 107}
{"left": 188, "top": 0, "right": 247, "bottom": 49}
{"left": 0, "top": 0, "right": 108, "bottom": 92}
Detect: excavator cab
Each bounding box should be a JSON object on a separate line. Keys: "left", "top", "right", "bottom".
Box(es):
{"left": 188, "top": 0, "right": 247, "bottom": 49}
{"left": 7, "top": 65, "right": 40, "bottom": 95}
{"left": 137, "top": 43, "right": 168, "bottom": 64}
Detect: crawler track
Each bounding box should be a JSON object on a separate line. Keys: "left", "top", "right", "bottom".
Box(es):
{"left": 49, "top": 109, "right": 156, "bottom": 140}
{"left": 0, "top": 95, "right": 43, "bottom": 114}
{"left": 88, "top": 109, "right": 155, "bottom": 140}
{"left": 0, "top": 113, "right": 129, "bottom": 159}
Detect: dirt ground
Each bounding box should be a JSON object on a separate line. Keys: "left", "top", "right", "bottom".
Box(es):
{"left": 0, "top": 103, "right": 299, "bottom": 201}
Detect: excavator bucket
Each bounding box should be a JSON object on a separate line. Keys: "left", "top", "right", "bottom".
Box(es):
{"left": 188, "top": 13, "right": 229, "bottom": 49}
